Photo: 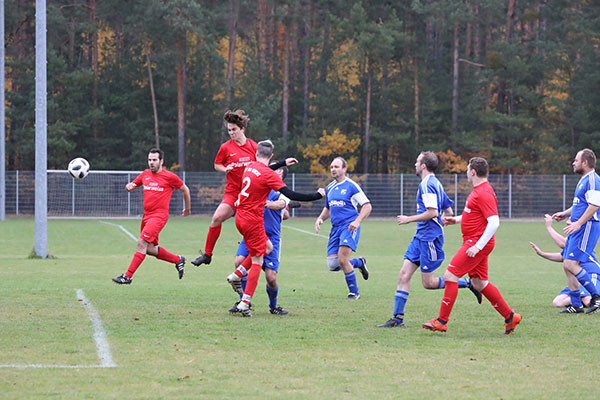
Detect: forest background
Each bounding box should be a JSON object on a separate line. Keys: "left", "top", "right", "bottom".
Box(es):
{"left": 4, "top": 0, "right": 600, "bottom": 174}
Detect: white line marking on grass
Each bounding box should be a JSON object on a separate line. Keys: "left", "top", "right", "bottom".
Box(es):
{"left": 76, "top": 289, "right": 116, "bottom": 367}
{"left": 99, "top": 220, "right": 137, "bottom": 241}
{"left": 0, "top": 290, "right": 116, "bottom": 369}
{"left": 283, "top": 225, "right": 328, "bottom": 239}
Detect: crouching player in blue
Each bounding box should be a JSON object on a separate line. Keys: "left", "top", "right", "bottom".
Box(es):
{"left": 315, "top": 157, "right": 372, "bottom": 300}
{"left": 226, "top": 164, "right": 299, "bottom": 315}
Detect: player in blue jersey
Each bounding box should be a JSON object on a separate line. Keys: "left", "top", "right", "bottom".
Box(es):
{"left": 530, "top": 214, "right": 600, "bottom": 308}
{"left": 378, "top": 152, "right": 481, "bottom": 328}
{"left": 226, "top": 164, "right": 298, "bottom": 315}
{"left": 315, "top": 157, "right": 372, "bottom": 299}
{"left": 551, "top": 148, "right": 600, "bottom": 314}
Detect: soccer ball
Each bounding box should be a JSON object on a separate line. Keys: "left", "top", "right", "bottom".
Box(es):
{"left": 68, "top": 157, "right": 90, "bottom": 179}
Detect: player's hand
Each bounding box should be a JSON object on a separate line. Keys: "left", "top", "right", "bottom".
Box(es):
{"left": 443, "top": 216, "right": 457, "bottom": 226}
{"left": 285, "top": 157, "right": 298, "bottom": 166}
{"left": 315, "top": 218, "right": 324, "bottom": 233}
{"left": 348, "top": 220, "right": 360, "bottom": 232}
{"left": 397, "top": 215, "right": 410, "bottom": 225}
{"left": 181, "top": 208, "right": 190, "bottom": 216}
{"left": 544, "top": 214, "right": 553, "bottom": 227}
{"left": 125, "top": 182, "right": 137, "bottom": 192}
{"left": 225, "top": 164, "right": 235, "bottom": 173}
{"left": 317, "top": 188, "right": 326, "bottom": 198}
{"left": 564, "top": 221, "right": 581, "bottom": 235}
{"left": 552, "top": 211, "right": 567, "bottom": 221}
{"left": 288, "top": 200, "right": 301, "bottom": 209}
{"left": 529, "top": 241, "right": 542, "bottom": 255}
{"left": 466, "top": 245, "right": 480, "bottom": 257}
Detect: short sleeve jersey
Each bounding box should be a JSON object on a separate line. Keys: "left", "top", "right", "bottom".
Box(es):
{"left": 325, "top": 178, "right": 370, "bottom": 227}
{"left": 461, "top": 181, "right": 498, "bottom": 243}
{"left": 415, "top": 174, "right": 454, "bottom": 241}
{"left": 132, "top": 169, "right": 183, "bottom": 215}
{"left": 236, "top": 161, "right": 286, "bottom": 225}
{"left": 214, "top": 138, "right": 258, "bottom": 196}
{"left": 264, "top": 191, "right": 289, "bottom": 238}
{"left": 571, "top": 170, "right": 600, "bottom": 223}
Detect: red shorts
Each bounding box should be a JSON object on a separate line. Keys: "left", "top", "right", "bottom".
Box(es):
{"left": 446, "top": 240, "right": 494, "bottom": 280}
{"left": 140, "top": 214, "right": 169, "bottom": 245}
{"left": 235, "top": 217, "right": 268, "bottom": 257}
{"left": 221, "top": 192, "right": 239, "bottom": 209}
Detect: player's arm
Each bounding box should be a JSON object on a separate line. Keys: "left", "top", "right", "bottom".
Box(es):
{"left": 348, "top": 202, "right": 372, "bottom": 231}
{"left": 125, "top": 182, "right": 138, "bottom": 192}
{"left": 266, "top": 199, "right": 287, "bottom": 210}
{"left": 278, "top": 186, "right": 324, "bottom": 202}
{"left": 269, "top": 158, "right": 298, "bottom": 170}
{"left": 529, "top": 241, "right": 564, "bottom": 262}
{"left": 315, "top": 207, "right": 330, "bottom": 233}
{"left": 179, "top": 183, "right": 191, "bottom": 216}
{"left": 466, "top": 215, "right": 500, "bottom": 257}
{"left": 443, "top": 214, "right": 462, "bottom": 225}
{"left": 397, "top": 208, "right": 438, "bottom": 225}
{"left": 564, "top": 204, "right": 600, "bottom": 234}
{"left": 442, "top": 207, "right": 454, "bottom": 217}
{"left": 283, "top": 209, "right": 290, "bottom": 220}
{"left": 543, "top": 214, "right": 566, "bottom": 248}
{"left": 552, "top": 206, "right": 572, "bottom": 222}
{"left": 214, "top": 163, "right": 234, "bottom": 174}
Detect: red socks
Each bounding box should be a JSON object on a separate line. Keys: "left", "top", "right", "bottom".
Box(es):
{"left": 204, "top": 225, "right": 222, "bottom": 256}
{"left": 242, "top": 263, "right": 262, "bottom": 302}
{"left": 438, "top": 281, "right": 458, "bottom": 322}
{"left": 156, "top": 246, "right": 180, "bottom": 264}
{"left": 481, "top": 283, "right": 512, "bottom": 320}
{"left": 126, "top": 252, "right": 146, "bottom": 278}
{"left": 234, "top": 256, "right": 252, "bottom": 278}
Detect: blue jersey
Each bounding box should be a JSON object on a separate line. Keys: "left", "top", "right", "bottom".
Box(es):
{"left": 264, "top": 190, "right": 289, "bottom": 240}
{"left": 414, "top": 174, "right": 454, "bottom": 241}
{"left": 571, "top": 171, "right": 600, "bottom": 223}
{"left": 326, "top": 178, "right": 370, "bottom": 227}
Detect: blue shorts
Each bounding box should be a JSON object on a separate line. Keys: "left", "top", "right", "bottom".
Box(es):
{"left": 404, "top": 236, "right": 445, "bottom": 273}
{"left": 563, "top": 221, "right": 600, "bottom": 262}
{"left": 558, "top": 273, "right": 599, "bottom": 297}
{"left": 237, "top": 237, "right": 280, "bottom": 272}
{"left": 327, "top": 224, "right": 360, "bottom": 256}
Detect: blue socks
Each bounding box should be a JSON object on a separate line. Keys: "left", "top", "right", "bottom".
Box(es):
{"left": 266, "top": 285, "right": 278, "bottom": 310}
{"left": 240, "top": 276, "right": 247, "bottom": 299}
{"left": 436, "top": 277, "right": 469, "bottom": 289}
{"left": 569, "top": 289, "right": 583, "bottom": 307}
{"left": 393, "top": 290, "right": 410, "bottom": 315}
{"left": 350, "top": 258, "right": 363, "bottom": 269}
{"left": 575, "top": 269, "right": 599, "bottom": 296}
{"left": 344, "top": 270, "right": 359, "bottom": 294}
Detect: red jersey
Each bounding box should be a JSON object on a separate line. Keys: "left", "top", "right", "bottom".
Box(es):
{"left": 132, "top": 169, "right": 183, "bottom": 215}
{"left": 236, "top": 161, "right": 286, "bottom": 225}
{"left": 214, "top": 138, "right": 258, "bottom": 196}
{"left": 461, "top": 180, "right": 498, "bottom": 243}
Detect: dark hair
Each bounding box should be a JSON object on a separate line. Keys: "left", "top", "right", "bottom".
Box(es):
{"left": 257, "top": 140, "right": 274, "bottom": 158}
{"left": 580, "top": 148, "right": 596, "bottom": 169}
{"left": 223, "top": 109, "right": 249, "bottom": 129}
{"left": 149, "top": 147, "right": 164, "bottom": 160}
{"left": 270, "top": 161, "right": 289, "bottom": 180}
{"left": 469, "top": 157, "right": 489, "bottom": 177}
{"left": 420, "top": 151, "right": 438, "bottom": 172}
{"left": 332, "top": 157, "right": 347, "bottom": 169}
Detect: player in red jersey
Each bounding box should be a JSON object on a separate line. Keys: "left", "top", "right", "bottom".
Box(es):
{"left": 232, "top": 140, "right": 325, "bottom": 316}
{"left": 192, "top": 110, "right": 296, "bottom": 266}
{"left": 422, "top": 157, "right": 522, "bottom": 334}
{"left": 112, "top": 148, "right": 191, "bottom": 284}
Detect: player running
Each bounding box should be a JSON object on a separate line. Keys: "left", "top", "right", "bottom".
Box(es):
{"left": 112, "top": 148, "right": 191, "bottom": 284}
{"left": 378, "top": 151, "right": 480, "bottom": 328}
{"left": 191, "top": 110, "right": 296, "bottom": 267}
{"left": 232, "top": 140, "right": 325, "bottom": 317}
{"left": 422, "top": 157, "right": 522, "bottom": 335}
{"left": 315, "top": 157, "right": 371, "bottom": 300}
{"left": 226, "top": 164, "right": 300, "bottom": 315}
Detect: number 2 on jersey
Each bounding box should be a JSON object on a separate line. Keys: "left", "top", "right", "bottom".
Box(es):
{"left": 235, "top": 176, "right": 251, "bottom": 206}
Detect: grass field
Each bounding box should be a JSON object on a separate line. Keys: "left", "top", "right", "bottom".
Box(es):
{"left": 1, "top": 216, "right": 600, "bottom": 399}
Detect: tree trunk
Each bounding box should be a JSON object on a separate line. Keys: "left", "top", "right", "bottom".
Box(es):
{"left": 320, "top": 17, "right": 330, "bottom": 84}
{"left": 302, "top": 1, "right": 313, "bottom": 137}
{"left": 452, "top": 21, "right": 459, "bottom": 132}
{"left": 146, "top": 50, "right": 160, "bottom": 149}
{"left": 256, "top": 0, "right": 268, "bottom": 78}
{"left": 413, "top": 56, "right": 420, "bottom": 148}
{"left": 224, "top": 0, "right": 240, "bottom": 143}
{"left": 363, "top": 62, "right": 371, "bottom": 174}
{"left": 271, "top": 2, "right": 278, "bottom": 80}
{"left": 87, "top": 0, "right": 98, "bottom": 109}
{"left": 473, "top": 4, "right": 480, "bottom": 62}
{"left": 497, "top": 0, "right": 517, "bottom": 114}
{"left": 465, "top": 20, "right": 472, "bottom": 75}
{"left": 282, "top": 25, "right": 290, "bottom": 139}
{"left": 177, "top": 39, "right": 186, "bottom": 171}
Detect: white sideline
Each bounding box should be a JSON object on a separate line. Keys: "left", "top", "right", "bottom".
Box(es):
{"left": 98, "top": 220, "right": 137, "bottom": 241}
{"left": 0, "top": 290, "right": 116, "bottom": 369}
{"left": 283, "top": 225, "right": 328, "bottom": 239}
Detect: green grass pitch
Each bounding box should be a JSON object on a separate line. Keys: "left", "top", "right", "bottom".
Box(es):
{"left": 1, "top": 216, "right": 599, "bottom": 399}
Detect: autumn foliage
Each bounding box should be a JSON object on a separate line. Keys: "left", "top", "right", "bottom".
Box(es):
{"left": 299, "top": 130, "right": 361, "bottom": 174}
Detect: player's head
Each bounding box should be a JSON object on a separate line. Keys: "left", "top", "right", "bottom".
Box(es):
{"left": 224, "top": 110, "right": 249, "bottom": 141}
{"left": 257, "top": 139, "right": 275, "bottom": 161}
{"left": 574, "top": 148, "right": 596, "bottom": 174}
{"left": 416, "top": 151, "right": 438, "bottom": 177}
{"left": 467, "top": 157, "right": 489, "bottom": 180}
{"left": 270, "top": 161, "right": 288, "bottom": 180}
{"left": 330, "top": 157, "right": 347, "bottom": 181}
{"left": 148, "top": 148, "right": 164, "bottom": 173}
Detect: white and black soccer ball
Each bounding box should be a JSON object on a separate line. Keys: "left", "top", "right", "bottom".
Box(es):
{"left": 68, "top": 157, "right": 90, "bottom": 179}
